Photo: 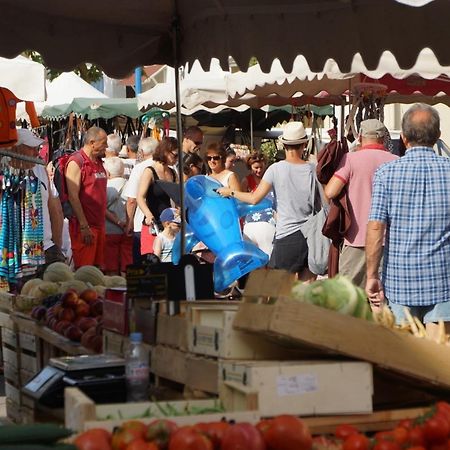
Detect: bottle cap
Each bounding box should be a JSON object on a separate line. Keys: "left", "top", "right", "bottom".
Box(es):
{"left": 129, "top": 332, "right": 143, "bottom": 342}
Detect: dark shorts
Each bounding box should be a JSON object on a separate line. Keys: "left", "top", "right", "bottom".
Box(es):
{"left": 268, "top": 230, "right": 308, "bottom": 273}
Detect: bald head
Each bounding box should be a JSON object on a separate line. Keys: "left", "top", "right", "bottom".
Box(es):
{"left": 84, "top": 126, "right": 107, "bottom": 145}
{"left": 402, "top": 103, "right": 440, "bottom": 148}
{"left": 83, "top": 126, "right": 107, "bottom": 158}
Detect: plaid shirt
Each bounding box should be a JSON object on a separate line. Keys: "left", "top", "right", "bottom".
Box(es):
{"left": 369, "top": 146, "right": 450, "bottom": 306}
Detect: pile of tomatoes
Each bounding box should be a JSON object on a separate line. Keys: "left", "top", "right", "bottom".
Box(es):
{"left": 337, "top": 401, "right": 450, "bottom": 450}
{"left": 74, "top": 414, "right": 312, "bottom": 450}
{"left": 74, "top": 402, "right": 450, "bottom": 450}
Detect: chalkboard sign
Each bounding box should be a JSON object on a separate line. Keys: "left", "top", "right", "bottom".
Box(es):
{"left": 126, "top": 266, "right": 167, "bottom": 299}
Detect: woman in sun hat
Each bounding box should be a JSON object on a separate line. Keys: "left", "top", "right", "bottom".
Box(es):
{"left": 217, "top": 121, "right": 320, "bottom": 282}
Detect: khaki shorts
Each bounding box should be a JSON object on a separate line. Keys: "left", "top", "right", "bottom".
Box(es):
{"left": 338, "top": 245, "right": 366, "bottom": 288}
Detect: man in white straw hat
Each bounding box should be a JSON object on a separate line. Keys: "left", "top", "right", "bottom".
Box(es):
{"left": 218, "top": 121, "right": 318, "bottom": 282}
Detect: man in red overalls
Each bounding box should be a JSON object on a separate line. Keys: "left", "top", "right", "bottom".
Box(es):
{"left": 66, "top": 126, "right": 107, "bottom": 268}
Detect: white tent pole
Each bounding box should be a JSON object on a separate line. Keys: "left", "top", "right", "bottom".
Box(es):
{"left": 173, "top": 10, "right": 186, "bottom": 254}
{"left": 250, "top": 108, "right": 254, "bottom": 150}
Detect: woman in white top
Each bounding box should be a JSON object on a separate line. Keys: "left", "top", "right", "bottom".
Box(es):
{"left": 204, "top": 142, "right": 241, "bottom": 190}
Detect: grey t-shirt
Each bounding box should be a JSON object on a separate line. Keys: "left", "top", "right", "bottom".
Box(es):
{"left": 263, "top": 161, "right": 314, "bottom": 239}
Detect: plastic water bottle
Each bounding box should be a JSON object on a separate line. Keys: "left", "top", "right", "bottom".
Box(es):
{"left": 125, "top": 332, "right": 149, "bottom": 402}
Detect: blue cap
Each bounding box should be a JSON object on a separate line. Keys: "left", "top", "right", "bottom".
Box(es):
{"left": 160, "top": 208, "right": 181, "bottom": 224}
{"left": 129, "top": 332, "right": 143, "bottom": 342}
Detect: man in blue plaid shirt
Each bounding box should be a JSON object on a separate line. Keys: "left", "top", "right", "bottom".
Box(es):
{"left": 366, "top": 103, "right": 450, "bottom": 338}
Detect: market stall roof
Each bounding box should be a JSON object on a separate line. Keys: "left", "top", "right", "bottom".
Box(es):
{"left": 0, "top": 55, "right": 46, "bottom": 101}
{"left": 45, "top": 72, "right": 107, "bottom": 106}
{"left": 41, "top": 98, "right": 143, "bottom": 120}
{"left": 0, "top": 1, "right": 447, "bottom": 78}
{"left": 226, "top": 49, "right": 450, "bottom": 105}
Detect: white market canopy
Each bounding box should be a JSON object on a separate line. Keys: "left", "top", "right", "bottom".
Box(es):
{"left": 0, "top": 55, "right": 45, "bottom": 101}
{"left": 227, "top": 49, "right": 450, "bottom": 106}
{"left": 0, "top": 1, "right": 447, "bottom": 78}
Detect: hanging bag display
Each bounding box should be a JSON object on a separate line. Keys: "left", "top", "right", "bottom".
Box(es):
{"left": 299, "top": 164, "right": 331, "bottom": 275}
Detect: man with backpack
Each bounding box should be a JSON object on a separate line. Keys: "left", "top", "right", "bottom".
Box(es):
{"left": 65, "top": 126, "right": 108, "bottom": 269}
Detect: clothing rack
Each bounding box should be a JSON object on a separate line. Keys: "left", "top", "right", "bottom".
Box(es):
{"left": 0, "top": 149, "right": 46, "bottom": 165}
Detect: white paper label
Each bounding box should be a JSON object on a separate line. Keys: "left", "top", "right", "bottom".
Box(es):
{"left": 277, "top": 373, "right": 319, "bottom": 396}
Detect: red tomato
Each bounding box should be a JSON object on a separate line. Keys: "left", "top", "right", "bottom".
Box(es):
{"left": 256, "top": 419, "right": 274, "bottom": 437}
{"left": 221, "top": 423, "right": 266, "bottom": 450}
{"left": 121, "top": 421, "right": 147, "bottom": 438}
{"left": 399, "top": 419, "right": 413, "bottom": 430}
{"left": 373, "top": 441, "right": 401, "bottom": 450}
{"left": 126, "top": 440, "right": 159, "bottom": 450}
{"left": 335, "top": 425, "right": 359, "bottom": 440}
{"left": 194, "top": 421, "right": 230, "bottom": 449}
{"left": 112, "top": 428, "right": 146, "bottom": 450}
{"left": 423, "top": 415, "right": 450, "bottom": 444}
{"left": 146, "top": 419, "right": 178, "bottom": 449}
{"left": 392, "top": 427, "right": 410, "bottom": 445}
{"left": 343, "top": 434, "right": 370, "bottom": 450}
{"left": 264, "top": 415, "right": 312, "bottom": 450}
{"left": 374, "top": 431, "right": 394, "bottom": 442}
{"left": 437, "top": 405, "right": 450, "bottom": 428}
{"left": 74, "top": 428, "right": 112, "bottom": 450}
{"left": 168, "top": 426, "right": 213, "bottom": 450}
{"left": 408, "top": 427, "right": 426, "bottom": 446}
{"left": 405, "top": 447, "right": 426, "bottom": 450}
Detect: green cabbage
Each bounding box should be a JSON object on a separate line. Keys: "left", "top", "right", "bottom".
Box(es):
{"left": 291, "top": 275, "right": 372, "bottom": 320}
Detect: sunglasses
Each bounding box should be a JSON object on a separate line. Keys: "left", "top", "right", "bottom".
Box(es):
{"left": 170, "top": 151, "right": 179, "bottom": 157}
{"left": 192, "top": 139, "right": 203, "bottom": 146}
{"left": 206, "top": 156, "right": 222, "bottom": 161}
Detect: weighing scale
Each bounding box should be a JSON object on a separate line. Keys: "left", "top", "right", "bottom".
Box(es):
{"left": 22, "top": 354, "right": 126, "bottom": 408}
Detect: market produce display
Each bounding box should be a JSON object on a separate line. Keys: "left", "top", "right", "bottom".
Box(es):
{"left": 31, "top": 287, "right": 103, "bottom": 351}
{"left": 291, "top": 275, "right": 373, "bottom": 321}
{"left": 72, "top": 402, "right": 450, "bottom": 450}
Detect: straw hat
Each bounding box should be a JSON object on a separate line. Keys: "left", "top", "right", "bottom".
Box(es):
{"left": 279, "top": 121, "right": 308, "bottom": 145}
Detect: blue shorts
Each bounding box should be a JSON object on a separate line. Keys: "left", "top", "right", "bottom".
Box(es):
{"left": 388, "top": 300, "right": 450, "bottom": 324}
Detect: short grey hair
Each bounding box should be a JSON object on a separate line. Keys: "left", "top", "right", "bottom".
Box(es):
{"left": 126, "top": 135, "right": 140, "bottom": 153}
{"left": 139, "top": 137, "right": 158, "bottom": 156}
{"left": 107, "top": 134, "right": 122, "bottom": 154}
{"left": 104, "top": 157, "right": 124, "bottom": 178}
{"left": 84, "top": 126, "right": 106, "bottom": 145}
{"left": 402, "top": 103, "right": 440, "bottom": 147}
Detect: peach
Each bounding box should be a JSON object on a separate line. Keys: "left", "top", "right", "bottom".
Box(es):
{"left": 61, "top": 289, "right": 79, "bottom": 308}
{"left": 64, "top": 325, "right": 82, "bottom": 342}
{"left": 80, "top": 289, "right": 98, "bottom": 304}
{"left": 58, "top": 307, "right": 76, "bottom": 322}
{"left": 75, "top": 301, "right": 90, "bottom": 317}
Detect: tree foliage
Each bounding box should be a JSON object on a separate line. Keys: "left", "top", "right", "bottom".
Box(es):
{"left": 22, "top": 50, "right": 103, "bottom": 83}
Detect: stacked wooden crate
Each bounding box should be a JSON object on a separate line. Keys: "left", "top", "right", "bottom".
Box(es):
{"left": 0, "top": 295, "right": 42, "bottom": 423}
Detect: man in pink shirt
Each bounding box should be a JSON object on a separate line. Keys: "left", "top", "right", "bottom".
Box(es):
{"left": 325, "top": 119, "right": 398, "bottom": 287}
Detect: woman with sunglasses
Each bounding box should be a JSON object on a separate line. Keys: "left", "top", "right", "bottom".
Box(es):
{"left": 204, "top": 142, "right": 241, "bottom": 190}
{"left": 241, "top": 152, "right": 276, "bottom": 257}
{"left": 137, "top": 137, "right": 179, "bottom": 255}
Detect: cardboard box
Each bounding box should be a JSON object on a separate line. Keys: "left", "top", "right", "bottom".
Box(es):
{"left": 220, "top": 360, "right": 373, "bottom": 417}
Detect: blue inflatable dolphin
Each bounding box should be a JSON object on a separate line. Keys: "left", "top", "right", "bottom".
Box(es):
{"left": 173, "top": 175, "right": 271, "bottom": 292}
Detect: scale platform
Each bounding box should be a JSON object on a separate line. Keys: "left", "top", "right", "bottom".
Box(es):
{"left": 23, "top": 354, "right": 126, "bottom": 408}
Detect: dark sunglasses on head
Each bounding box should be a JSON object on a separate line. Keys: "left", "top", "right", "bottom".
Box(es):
{"left": 192, "top": 139, "right": 203, "bottom": 146}
{"left": 206, "top": 155, "right": 222, "bottom": 161}
{"left": 170, "top": 151, "right": 179, "bottom": 157}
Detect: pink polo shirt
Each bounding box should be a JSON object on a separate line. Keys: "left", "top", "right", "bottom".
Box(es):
{"left": 334, "top": 144, "right": 398, "bottom": 246}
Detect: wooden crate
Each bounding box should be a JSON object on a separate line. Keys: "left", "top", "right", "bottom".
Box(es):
{"left": 219, "top": 360, "right": 373, "bottom": 417}
{"left": 156, "top": 313, "right": 188, "bottom": 350}
{"left": 234, "top": 269, "right": 450, "bottom": 391}
{"left": 187, "top": 302, "right": 304, "bottom": 360}
{"left": 185, "top": 354, "right": 219, "bottom": 394}
{"left": 103, "top": 329, "right": 128, "bottom": 356}
{"left": 151, "top": 345, "right": 188, "bottom": 386}
{"left": 65, "top": 387, "right": 259, "bottom": 432}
